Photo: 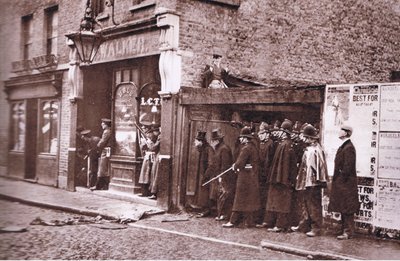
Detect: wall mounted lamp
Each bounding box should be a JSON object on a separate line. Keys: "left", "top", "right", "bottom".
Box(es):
{"left": 65, "top": 0, "right": 104, "bottom": 64}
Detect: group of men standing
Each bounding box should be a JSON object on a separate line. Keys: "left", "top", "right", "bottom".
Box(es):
{"left": 194, "top": 119, "right": 360, "bottom": 240}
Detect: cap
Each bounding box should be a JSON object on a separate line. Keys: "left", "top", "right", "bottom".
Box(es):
{"left": 210, "top": 128, "right": 224, "bottom": 140}
{"left": 341, "top": 124, "right": 353, "bottom": 134}
{"left": 139, "top": 113, "right": 152, "bottom": 126}
{"left": 80, "top": 129, "right": 91, "bottom": 135}
{"left": 239, "top": 126, "right": 254, "bottom": 139}
{"left": 101, "top": 118, "right": 112, "bottom": 123}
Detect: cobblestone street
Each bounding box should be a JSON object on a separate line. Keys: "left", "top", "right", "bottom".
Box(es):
{"left": 0, "top": 200, "right": 301, "bottom": 260}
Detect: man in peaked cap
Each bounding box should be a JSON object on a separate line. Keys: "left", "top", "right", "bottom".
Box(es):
{"left": 329, "top": 123, "right": 359, "bottom": 240}
{"left": 90, "top": 118, "right": 112, "bottom": 191}
{"left": 223, "top": 126, "right": 260, "bottom": 228}
{"left": 202, "top": 53, "right": 229, "bottom": 89}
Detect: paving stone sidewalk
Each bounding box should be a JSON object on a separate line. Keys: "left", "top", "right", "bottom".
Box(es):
{"left": 1, "top": 176, "right": 399, "bottom": 260}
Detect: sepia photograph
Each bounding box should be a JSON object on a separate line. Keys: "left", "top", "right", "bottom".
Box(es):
{"left": 0, "top": 0, "right": 399, "bottom": 259}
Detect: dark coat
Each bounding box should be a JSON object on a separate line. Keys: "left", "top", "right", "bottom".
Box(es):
{"left": 196, "top": 142, "right": 211, "bottom": 207}
{"left": 205, "top": 142, "right": 233, "bottom": 200}
{"left": 97, "top": 127, "right": 112, "bottom": 177}
{"left": 328, "top": 139, "right": 360, "bottom": 214}
{"left": 259, "top": 139, "right": 276, "bottom": 182}
{"left": 232, "top": 140, "right": 261, "bottom": 212}
{"left": 266, "top": 138, "right": 297, "bottom": 213}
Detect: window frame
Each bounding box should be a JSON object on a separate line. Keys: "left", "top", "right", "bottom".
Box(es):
{"left": 37, "top": 99, "right": 59, "bottom": 155}
{"left": 9, "top": 101, "right": 26, "bottom": 152}
{"left": 21, "top": 14, "right": 33, "bottom": 60}
{"left": 45, "top": 6, "right": 58, "bottom": 56}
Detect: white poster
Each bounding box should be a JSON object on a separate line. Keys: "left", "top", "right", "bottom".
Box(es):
{"left": 349, "top": 85, "right": 379, "bottom": 177}
{"left": 322, "top": 85, "right": 350, "bottom": 176}
{"left": 375, "top": 179, "right": 400, "bottom": 229}
{"left": 378, "top": 132, "right": 400, "bottom": 179}
{"left": 380, "top": 85, "right": 400, "bottom": 131}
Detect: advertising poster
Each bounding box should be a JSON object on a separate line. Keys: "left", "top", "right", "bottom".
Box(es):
{"left": 349, "top": 85, "right": 379, "bottom": 177}
{"left": 380, "top": 84, "right": 400, "bottom": 131}
{"left": 378, "top": 132, "right": 400, "bottom": 179}
{"left": 375, "top": 179, "right": 400, "bottom": 229}
{"left": 322, "top": 85, "right": 350, "bottom": 176}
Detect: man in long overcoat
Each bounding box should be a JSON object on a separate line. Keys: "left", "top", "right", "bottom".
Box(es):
{"left": 91, "top": 118, "right": 112, "bottom": 190}
{"left": 194, "top": 131, "right": 212, "bottom": 216}
{"left": 80, "top": 129, "right": 100, "bottom": 188}
{"left": 222, "top": 126, "right": 260, "bottom": 228}
{"left": 256, "top": 122, "right": 276, "bottom": 225}
{"left": 209, "top": 128, "right": 234, "bottom": 221}
{"left": 264, "top": 119, "right": 298, "bottom": 232}
{"left": 328, "top": 124, "right": 360, "bottom": 240}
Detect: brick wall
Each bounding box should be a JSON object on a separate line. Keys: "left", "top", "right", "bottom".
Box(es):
{"left": 177, "top": 0, "right": 400, "bottom": 87}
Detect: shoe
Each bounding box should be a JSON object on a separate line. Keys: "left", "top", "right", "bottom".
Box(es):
{"left": 215, "top": 215, "right": 226, "bottom": 221}
{"left": 337, "top": 233, "right": 350, "bottom": 240}
{"left": 195, "top": 211, "right": 210, "bottom": 218}
{"left": 148, "top": 195, "right": 157, "bottom": 199}
{"left": 256, "top": 223, "right": 268, "bottom": 228}
{"left": 222, "top": 222, "right": 234, "bottom": 228}
{"left": 306, "top": 230, "right": 319, "bottom": 237}
{"left": 290, "top": 226, "right": 299, "bottom": 232}
{"left": 89, "top": 186, "right": 96, "bottom": 191}
{"left": 267, "top": 226, "right": 282, "bottom": 233}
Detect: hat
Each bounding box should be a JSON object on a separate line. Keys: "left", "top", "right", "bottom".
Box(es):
{"left": 302, "top": 124, "right": 319, "bottom": 139}
{"left": 210, "top": 128, "right": 224, "bottom": 140}
{"left": 239, "top": 126, "right": 254, "bottom": 139}
{"left": 272, "top": 120, "right": 281, "bottom": 130}
{"left": 80, "top": 129, "right": 91, "bottom": 136}
{"left": 195, "top": 130, "right": 207, "bottom": 141}
{"left": 139, "top": 113, "right": 152, "bottom": 126}
{"left": 213, "top": 53, "right": 222, "bottom": 59}
{"left": 101, "top": 118, "right": 112, "bottom": 124}
{"left": 280, "top": 119, "right": 293, "bottom": 134}
{"left": 258, "top": 122, "right": 271, "bottom": 134}
{"left": 292, "top": 121, "right": 302, "bottom": 134}
{"left": 341, "top": 124, "right": 353, "bottom": 134}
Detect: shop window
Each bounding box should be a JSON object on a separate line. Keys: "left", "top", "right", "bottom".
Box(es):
{"left": 10, "top": 102, "right": 26, "bottom": 152}
{"left": 21, "top": 14, "right": 33, "bottom": 60}
{"left": 39, "top": 100, "right": 58, "bottom": 154}
{"left": 114, "top": 83, "right": 138, "bottom": 157}
{"left": 45, "top": 6, "right": 58, "bottom": 56}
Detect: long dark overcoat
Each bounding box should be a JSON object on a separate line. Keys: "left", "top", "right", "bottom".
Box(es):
{"left": 232, "top": 140, "right": 261, "bottom": 212}
{"left": 97, "top": 127, "right": 112, "bottom": 177}
{"left": 328, "top": 139, "right": 360, "bottom": 214}
{"left": 215, "top": 142, "right": 235, "bottom": 191}
{"left": 266, "top": 138, "right": 297, "bottom": 213}
{"left": 196, "top": 143, "right": 211, "bottom": 207}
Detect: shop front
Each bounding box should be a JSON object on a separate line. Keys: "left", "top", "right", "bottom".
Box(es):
{"left": 5, "top": 70, "right": 63, "bottom": 186}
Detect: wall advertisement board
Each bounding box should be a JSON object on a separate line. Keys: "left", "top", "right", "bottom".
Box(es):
{"left": 322, "top": 83, "right": 400, "bottom": 231}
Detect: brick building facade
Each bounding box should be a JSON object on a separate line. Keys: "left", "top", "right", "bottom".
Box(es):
{"left": 0, "top": 0, "right": 399, "bottom": 232}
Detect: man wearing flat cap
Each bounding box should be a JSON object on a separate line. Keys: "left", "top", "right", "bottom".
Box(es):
{"left": 328, "top": 123, "right": 360, "bottom": 240}
{"left": 91, "top": 118, "right": 112, "bottom": 190}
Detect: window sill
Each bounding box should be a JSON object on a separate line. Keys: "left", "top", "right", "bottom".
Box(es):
{"left": 129, "top": 1, "right": 156, "bottom": 12}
